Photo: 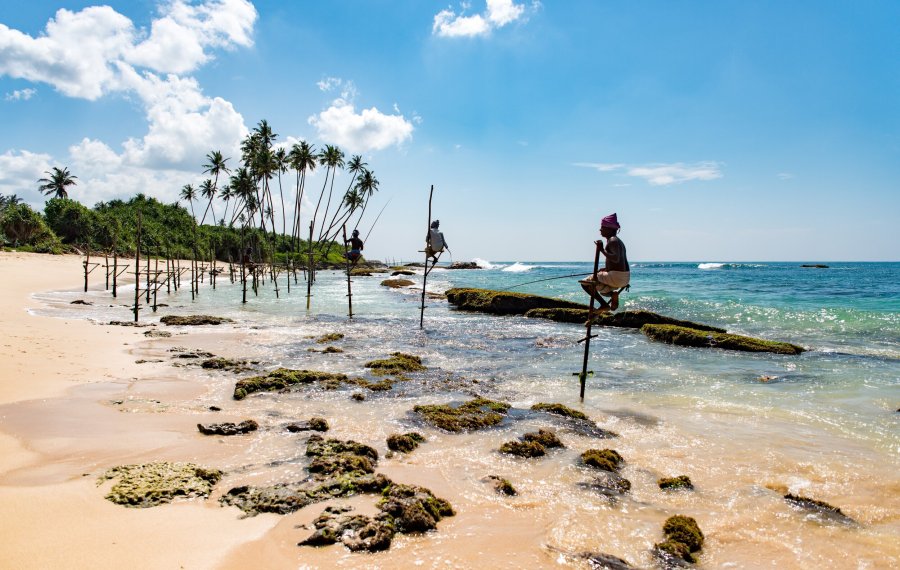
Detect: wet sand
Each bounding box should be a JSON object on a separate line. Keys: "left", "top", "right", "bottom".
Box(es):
{"left": 1, "top": 252, "right": 898, "bottom": 569}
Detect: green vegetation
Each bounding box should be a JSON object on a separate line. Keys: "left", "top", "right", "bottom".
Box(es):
{"left": 386, "top": 432, "right": 425, "bottom": 453}
{"left": 413, "top": 397, "right": 511, "bottom": 432}
{"left": 658, "top": 475, "right": 694, "bottom": 490}
{"left": 641, "top": 324, "right": 805, "bottom": 354}
{"left": 581, "top": 449, "right": 624, "bottom": 472}
{"left": 233, "top": 368, "right": 348, "bottom": 400}
{"left": 99, "top": 461, "right": 223, "bottom": 508}
{"left": 499, "top": 440, "right": 547, "bottom": 458}
{"left": 654, "top": 515, "right": 705, "bottom": 564}
{"left": 445, "top": 287, "right": 586, "bottom": 315}
{"left": 531, "top": 402, "right": 588, "bottom": 420}
{"left": 364, "top": 352, "right": 426, "bottom": 375}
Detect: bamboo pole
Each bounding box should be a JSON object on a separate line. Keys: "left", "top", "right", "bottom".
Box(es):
{"left": 241, "top": 227, "right": 248, "bottom": 304}
{"left": 419, "top": 185, "right": 434, "bottom": 329}
{"left": 112, "top": 250, "right": 118, "bottom": 298}
{"left": 145, "top": 242, "right": 151, "bottom": 304}
{"left": 133, "top": 213, "right": 142, "bottom": 322}
{"left": 306, "top": 221, "right": 313, "bottom": 310}
{"left": 578, "top": 241, "right": 603, "bottom": 400}
{"left": 343, "top": 224, "right": 353, "bottom": 318}
{"left": 83, "top": 247, "right": 90, "bottom": 293}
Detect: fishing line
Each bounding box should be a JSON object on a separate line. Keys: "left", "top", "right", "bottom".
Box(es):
{"left": 363, "top": 198, "right": 391, "bottom": 243}
{"left": 497, "top": 271, "right": 594, "bottom": 291}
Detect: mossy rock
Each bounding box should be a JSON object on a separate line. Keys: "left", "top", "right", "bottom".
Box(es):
{"left": 486, "top": 475, "right": 517, "bottom": 496}
{"left": 581, "top": 449, "right": 623, "bottom": 472}
{"left": 580, "top": 471, "right": 632, "bottom": 496}
{"left": 349, "top": 377, "right": 395, "bottom": 391}
{"left": 286, "top": 417, "right": 329, "bottom": 432}
{"left": 784, "top": 493, "right": 856, "bottom": 525}
{"left": 233, "top": 368, "right": 348, "bottom": 400}
{"left": 522, "top": 429, "right": 564, "bottom": 448}
{"left": 525, "top": 308, "right": 726, "bottom": 333}
{"left": 377, "top": 483, "right": 455, "bottom": 533}
{"left": 300, "top": 508, "right": 395, "bottom": 552}
{"left": 445, "top": 287, "right": 587, "bottom": 315}
{"left": 364, "top": 352, "right": 426, "bottom": 374}
{"left": 662, "top": 515, "right": 704, "bottom": 552}
{"left": 499, "top": 440, "right": 546, "bottom": 458}
{"left": 160, "top": 315, "right": 234, "bottom": 326}
{"left": 221, "top": 473, "right": 392, "bottom": 516}
{"left": 387, "top": 432, "right": 425, "bottom": 453}
{"left": 413, "top": 397, "right": 511, "bottom": 432}
{"left": 642, "top": 324, "right": 805, "bottom": 354}
{"left": 391, "top": 269, "right": 416, "bottom": 276}
{"left": 654, "top": 539, "right": 696, "bottom": 565}
{"left": 531, "top": 402, "right": 588, "bottom": 420}
{"left": 306, "top": 434, "right": 378, "bottom": 461}
{"left": 381, "top": 278, "right": 415, "bottom": 288}
{"left": 659, "top": 475, "right": 694, "bottom": 490}
{"left": 197, "top": 419, "right": 258, "bottom": 436}
{"left": 308, "top": 453, "right": 375, "bottom": 477}
{"left": 201, "top": 357, "right": 250, "bottom": 371}
{"left": 99, "top": 461, "right": 223, "bottom": 508}
{"left": 315, "top": 333, "right": 344, "bottom": 344}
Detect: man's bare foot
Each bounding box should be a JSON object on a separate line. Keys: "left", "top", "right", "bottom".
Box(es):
{"left": 610, "top": 292, "right": 619, "bottom": 311}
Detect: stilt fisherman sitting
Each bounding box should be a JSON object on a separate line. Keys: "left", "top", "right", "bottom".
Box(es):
{"left": 425, "top": 220, "right": 448, "bottom": 263}
{"left": 345, "top": 229, "right": 364, "bottom": 264}
{"left": 579, "top": 213, "right": 630, "bottom": 312}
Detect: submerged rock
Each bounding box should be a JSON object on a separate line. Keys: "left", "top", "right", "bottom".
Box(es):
{"left": 197, "top": 419, "right": 258, "bottom": 435}
{"left": 445, "top": 287, "right": 586, "bottom": 315}
{"left": 387, "top": 432, "right": 425, "bottom": 453}
{"left": 299, "top": 508, "right": 395, "bottom": 552}
{"left": 315, "top": 332, "right": 344, "bottom": 344}
{"left": 659, "top": 475, "right": 694, "bottom": 490}
{"left": 499, "top": 440, "right": 546, "bottom": 458}
{"left": 286, "top": 417, "right": 329, "bottom": 432}
{"left": 99, "top": 461, "right": 223, "bottom": 508}
{"left": 391, "top": 269, "right": 416, "bottom": 276}
{"left": 381, "top": 278, "right": 415, "bottom": 288}
{"left": 448, "top": 261, "right": 480, "bottom": 269}
{"left": 581, "top": 449, "right": 624, "bottom": 472}
{"left": 160, "top": 315, "right": 234, "bottom": 326}
{"left": 531, "top": 402, "right": 618, "bottom": 438}
{"left": 201, "top": 357, "right": 250, "bottom": 372}
{"left": 485, "top": 475, "right": 517, "bottom": 496}
{"left": 413, "top": 397, "right": 511, "bottom": 432}
{"left": 364, "top": 352, "right": 426, "bottom": 374}
{"left": 531, "top": 402, "right": 588, "bottom": 420}
{"left": 71, "top": 299, "right": 93, "bottom": 305}
{"left": 641, "top": 324, "right": 805, "bottom": 354}
{"left": 784, "top": 493, "right": 856, "bottom": 525}
{"left": 653, "top": 515, "right": 704, "bottom": 566}
{"left": 525, "top": 308, "right": 726, "bottom": 333}
{"left": 581, "top": 552, "right": 637, "bottom": 570}
{"left": 143, "top": 329, "right": 172, "bottom": 338}
{"left": 579, "top": 471, "right": 632, "bottom": 497}
{"left": 378, "top": 483, "right": 455, "bottom": 533}
{"left": 233, "top": 368, "right": 348, "bottom": 400}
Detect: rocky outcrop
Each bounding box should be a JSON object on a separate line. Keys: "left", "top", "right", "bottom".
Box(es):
{"left": 448, "top": 261, "right": 480, "bottom": 269}
{"left": 160, "top": 315, "right": 234, "bottom": 326}
{"left": 380, "top": 278, "right": 415, "bottom": 288}
{"left": 658, "top": 475, "right": 694, "bottom": 490}
{"left": 445, "top": 287, "right": 586, "bottom": 315}
{"left": 233, "top": 368, "right": 348, "bottom": 400}
{"left": 99, "top": 462, "right": 223, "bottom": 507}
{"left": 197, "top": 419, "right": 258, "bottom": 435}
{"left": 526, "top": 308, "right": 726, "bottom": 333}
{"left": 641, "top": 324, "right": 805, "bottom": 355}
{"left": 387, "top": 432, "right": 425, "bottom": 453}
{"left": 413, "top": 397, "right": 511, "bottom": 432}
{"left": 784, "top": 493, "right": 856, "bottom": 525}
{"left": 364, "top": 352, "right": 426, "bottom": 374}
{"left": 286, "top": 417, "right": 329, "bottom": 432}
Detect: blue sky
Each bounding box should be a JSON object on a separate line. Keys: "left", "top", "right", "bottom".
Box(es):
{"left": 1, "top": 0, "right": 898, "bottom": 261}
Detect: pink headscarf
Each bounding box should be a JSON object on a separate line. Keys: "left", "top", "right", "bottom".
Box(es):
{"left": 601, "top": 213, "right": 620, "bottom": 229}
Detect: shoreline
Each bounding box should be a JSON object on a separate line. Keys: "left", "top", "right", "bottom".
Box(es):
{"left": 1, "top": 252, "right": 898, "bottom": 569}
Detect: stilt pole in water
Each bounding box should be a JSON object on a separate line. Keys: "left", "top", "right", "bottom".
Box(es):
{"left": 578, "top": 241, "right": 603, "bottom": 400}
{"left": 133, "top": 213, "right": 142, "bottom": 322}
{"left": 343, "top": 224, "right": 353, "bottom": 318}
{"left": 419, "top": 185, "right": 434, "bottom": 329}
{"left": 306, "top": 221, "right": 313, "bottom": 310}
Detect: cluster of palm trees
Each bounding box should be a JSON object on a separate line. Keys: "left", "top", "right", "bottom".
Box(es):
{"left": 179, "top": 119, "right": 380, "bottom": 257}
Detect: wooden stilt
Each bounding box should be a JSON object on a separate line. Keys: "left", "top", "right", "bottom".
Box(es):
{"left": 420, "top": 185, "right": 434, "bottom": 329}
{"left": 578, "top": 241, "right": 603, "bottom": 400}
{"left": 133, "top": 213, "right": 142, "bottom": 323}
{"left": 343, "top": 224, "right": 353, "bottom": 318}
{"left": 306, "top": 221, "right": 313, "bottom": 310}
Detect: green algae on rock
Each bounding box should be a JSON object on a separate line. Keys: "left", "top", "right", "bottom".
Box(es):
{"left": 380, "top": 278, "right": 415, "bottom": 288}
{"left": 654, "top": 515, "right": 704, "bottom": 565}
{"left": 581, "top": 449, "right": 624, "bottom": 472}
{"left": 499, "top": 440, "right": 547, "bottom": 458}
{"left": 784, "top": 493, "right": 856, "bottom": 525}
{"left": 299, "top": 507, "right": 395, "bottom": 552}
{"left": 579, "top": 471, "right": 632, "bottom": 497}
{"left": 641, "top": 324, "right": 805, "bottom": 354}
{"left": 531, "top": 402, "right": 588, "bottom": 420}
{"left": 522, "top": 429, "right": 564, "bottom": 449}
{"left": 201, "top": 357, "right": 251, "bottom": 372}
{"left": 387, "top": 432, "right": 425, "bottom": 453}
{"left": 364, "top": 352, "right": 426, "bottom": 374}
{"left": 485, "top": 475, "right": 517, "bottom": 496}
{"left": 445, "top": 287, "right": 587, "bottom": 315}
{"left": 233, "top": 368, "right": 348, "bottom": 400}
{"left": 378, "top": 483, "right": 455, "bottom": 533}
{"left": 286, "top": 417, "right": 329, "bottom": 432}
{"left": 659, "top": 475, "right": 694, "bottom": 490}
{"left": 315, "top": 332, "right": 344, "bottom": 344}
{"left": 159, "top": 315, "right": 234, "bottom": 326}
{"left": 99, "top": 461, "right": 223, "bottom": 508}
{"left": 413, "top": 397, "right": 511, "bottom": 432}
{"left": 525, "top": 308, "right": 726, "bottom": 333}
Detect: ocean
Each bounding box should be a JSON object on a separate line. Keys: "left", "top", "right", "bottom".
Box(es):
{"left": 32, "top": 259, "right": 900, "bottom": 568}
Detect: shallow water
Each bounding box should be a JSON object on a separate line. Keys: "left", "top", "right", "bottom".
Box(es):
{"left": 23, "top": 261, "right": 900, "bottom": 568}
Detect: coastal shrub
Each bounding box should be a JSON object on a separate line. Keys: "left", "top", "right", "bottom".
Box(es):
{"left": 641, "top": 324, "right": 805, "bottom": 354}
{"left": 44, "top": 197, "right": 96, "bottom": 245}
{"left": 413, "top": 397, "right": 511, "bottom": 432}
{"left": 0, "top": 202, "right": 59, "bottom": 249}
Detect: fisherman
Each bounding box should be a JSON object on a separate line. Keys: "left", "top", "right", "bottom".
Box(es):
{"left": 579, "top": 213, "right": 630, "bottom": 312}
{"left": 425, "top": 220, "right": 448, "bottom": 263}
{"left": 345, "top": 229, "right": 364, "bottom": 263}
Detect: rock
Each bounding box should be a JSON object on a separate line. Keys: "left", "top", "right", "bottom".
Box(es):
{"left": 201, "top": 357, "right": 250, "bottom": 371}
{"left": 653, "top": 515, "right": 704, "bottom": 566}
{"left": 387, "top": 432, "right": 425, "bottom": 453}
{"left": 233, "top": 368, "right": 348, "bottom": 400}
{"left": 485, "top": 475, "right": 517, "bottom": 496}
{"left": 448, "top": 261, "right": 480, "bottom": 269}
{"left": 381, "top": 278, "right": 415, "bottom": 288}
{"left": 364, "top": 352, "right": 426, "bottom": 374}
{"left": 108, "top": 320, "right": 154, "bottom": 327}
{"left": 413, "top": 397, "right": 511, "bottom": 432}
{"left": 70, "top": 299, "right": 92, "bottom": 305}
{"left": 659, "top": 475, "right": 694, "bottom": 490}
{"left": 160, "top": 315, "right": 234, "bottom": 326}
{"left": 531, "top": 402, "right": 618, "bottom": 438}
{"left": 377, "top": 483, "right": 455, "bottom": 533}
{"left": 209, "top": 406, "right": 221, "bottom": 412}
{"left": 531, "top": 402, "right": 588, "bottom": 420}
{"left": 526, "top": 308, "right": 726, "bottom": 333}
{"left": 315, "top": 333, "right": 344, "bottom": 344}
{"left": 349, "top": 377, "right": 394, "bottom": 391}
{"left": 143, "top": 329, "right": 172, "bottom": 338}
{"left": 581, "top": 449, "right": 623, "bottom": 472}
{"left": 580, "top": 552, "right": 637, "bottom": 570}
{"left": 499, "top": 440, "right": 546, "bottom": 458}
{"left": 784, "top": 493, "right": 856, "bottom": 525}
{"left": 99, "top": 461, "right": 223, "bottom": 507}
{"left": 300, "top": 508, "right": 395, "bottom": 552}
{"left": 307, "top": 435, "right": 378, "bottom": 462}
{"left": 641, "top": 324, "right": 805, "bottom": 355}
{"left": 579, "top": 471, "right": 632, "bottom": 496}
{"left": 391, "top": 269, "right": 416, "bottom": 276}
{"left": 351, "top": 392, "right": 366, "bottom": 401}
{"left": 445, "top": 287, "right": 587, "bottom": 315}
{"left": 286, "top": 417, "right": 329, "bottom": 432}
{"left": 197, "top": 419, "right": 258, "bottom": 435}
{"left": 522, "top": 429, "right": 564, "bottom": 448}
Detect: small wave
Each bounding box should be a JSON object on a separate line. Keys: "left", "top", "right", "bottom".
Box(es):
{"left": 698, "top": 262, "right": 725, "bottom": 270}
{"left": 502, "top": 262, "right": 535, "bottom": 273}
{"left": 697, "top": 262, "right": 767, "bottom": 270}
{"left": 472, "top": 258, "right": 500, "bottom": 269}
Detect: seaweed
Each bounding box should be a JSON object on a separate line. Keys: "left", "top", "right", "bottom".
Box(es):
{"left": 581, "top": 449, "right": 623, "bottom": 472}
{"left": 499, "top": 440, "right": 546, "bottom": 458}
{"left": 658, "top": 475, "right": 694, "bottom": 490}
{"left": 413, "top": 397, "right": 511, "bottom": 432}
{"left": 364, "top": 352, "right": 426, "bottom": 375}
{"left": 522, "top": 429, "right": 564, "bottom": 448}
{"left": 233, "top": 368, "right": 348, "bottom": 400}
{"left": 159, "top": 315, "right": 234, "bottom": 326}
{"left": 386, "top": 432, "right": 425, "bottom": 453}
{"left": 315, "top": 333, "right": 344, "bottom": 344}
{"left": 641, "top": 324, "right": 805, "bottom": 354}
{"left": 99, "top": 461, "right": 223, "bottom": 508}
{"left": 530, "top": 402, "right": 588, "bottom": 420}
{"left": 485, "top": 475, "right": 517, "bottom": 496}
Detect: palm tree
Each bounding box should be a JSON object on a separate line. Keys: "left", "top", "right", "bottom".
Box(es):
{"left": 198, "top": 179, "right": 216, "bottom": 226}
{"left": 288, "top": 141, "right": 317, "bottom": 251}
{"left": 313, "top": 144, "right": 345, "bottom": 241}
{"left": 179, "top": 184, "right": 197, "bottom": 222}
{"left": 0, "top": 193, "right": 22, "bottom": 211}
{"left": 38, "top": 167, "right": 77, "bottom": 199}
{"left": 352, "top": 168, "right": 380, "bottom": 231}
{"left": 219, "top": 184, "right": 233, "bottom": 227}
{"left": 274, "top": 147, "right": 288, "bottom": 236}
{"left": 228, "top": 168, "right": 254, "bottom": 227}
{"left": 200, "top": 150, "right": 230, "bottom": 225}
{"left": 324, "top": 155, "right": 366, "bottom": 237}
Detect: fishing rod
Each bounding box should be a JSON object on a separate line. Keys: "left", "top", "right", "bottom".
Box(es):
{"left": 498, "top": 271, "right": 594, "bottom": 291}
{"left": 363, "top": 198, "right": 391, "bottom": 243}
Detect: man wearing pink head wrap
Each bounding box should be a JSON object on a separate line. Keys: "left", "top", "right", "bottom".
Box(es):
{"left": 579, "top": 213, "right": 630, "bottom": 311}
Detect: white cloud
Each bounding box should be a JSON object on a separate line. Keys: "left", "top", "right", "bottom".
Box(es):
{"left": 0, "top": 150, "right": 53, "bottom": 200}
{"left": 576, "top": 161, "right": 723, "bottom": 186}
{"left": 5, "top": 88, "right": 37, "bottom": 101}
{"left": 433, "top": 0, "right": 529, "bottom": 37}
{"left": 309, "top": 98, "right": 414, "bottom": 153}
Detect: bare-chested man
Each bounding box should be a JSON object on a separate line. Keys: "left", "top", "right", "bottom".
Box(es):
{"left": 579, "top": 213, "right": 630, "bottom": 312}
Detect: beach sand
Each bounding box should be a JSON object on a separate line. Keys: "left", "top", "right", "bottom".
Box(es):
{"left": 0, "top": 253, "right": 276, "bottom": 570}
